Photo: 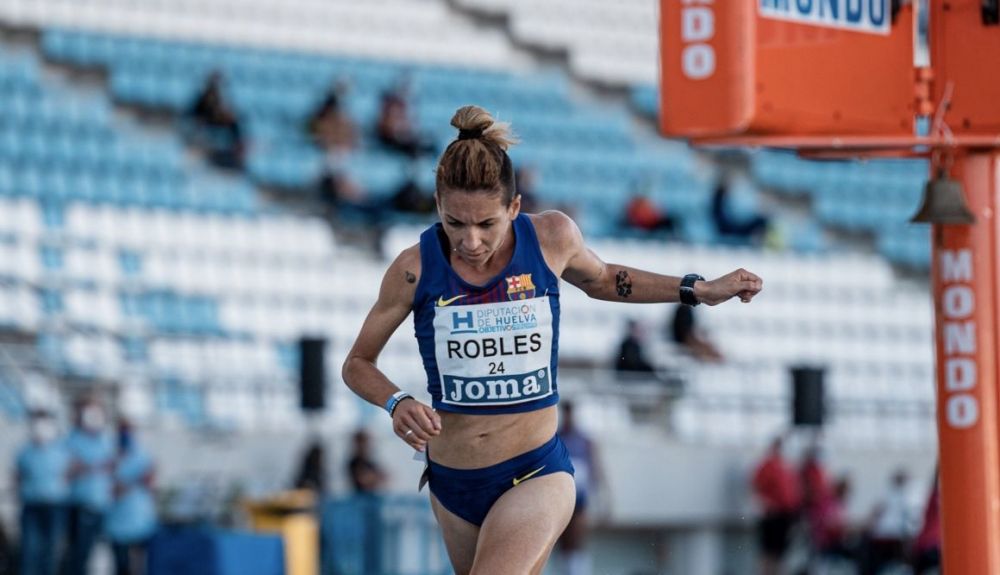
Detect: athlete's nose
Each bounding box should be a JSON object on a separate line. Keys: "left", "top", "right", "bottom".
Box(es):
{"left": 463, "top": 228, "right": 484, "bottom": 252}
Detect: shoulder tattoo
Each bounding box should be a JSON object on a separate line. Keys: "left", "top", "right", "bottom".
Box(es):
{"left": 615, "top": 270, "right": 632, "bottom": 298}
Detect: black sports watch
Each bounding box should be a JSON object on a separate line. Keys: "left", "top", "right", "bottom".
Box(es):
{"left": 680, "top": 274, "right": 705, "bottom": 306}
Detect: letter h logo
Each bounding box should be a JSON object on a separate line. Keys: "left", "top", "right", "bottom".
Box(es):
{"left": 452, "top": 311, "right": 474, "bottom": 332}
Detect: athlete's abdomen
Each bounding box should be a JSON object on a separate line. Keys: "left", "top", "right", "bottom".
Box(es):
{"left": 428, "top": 405, "right": 558, "bottom": 469}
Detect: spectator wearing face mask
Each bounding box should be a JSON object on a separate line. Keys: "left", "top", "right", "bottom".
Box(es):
{"left": 63, "top": 399, "right": 114, "bottom": 575}
{"left": 105, "top": 419, "right": 156, "bottom": 575}
{"left": 14, "top": 409, "right": 70, "bottom": 575}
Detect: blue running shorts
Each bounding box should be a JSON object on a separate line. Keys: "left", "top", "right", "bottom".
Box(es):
{"left": 427, "top": 434, "right": 575, "bottom": 526}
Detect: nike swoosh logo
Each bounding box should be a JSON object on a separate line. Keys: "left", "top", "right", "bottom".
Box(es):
{"left": 512, "top": 466, "right": 546, "bottom": 486}
{"left": 436, "top": 294, "right": 467, "bottom": 307}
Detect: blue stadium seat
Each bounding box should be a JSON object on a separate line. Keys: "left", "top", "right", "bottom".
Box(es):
{"left": 878, "top": 225, "right": 931, "bottom": 268}
{"left": 630, "top": 84, "right": 659, "bottom": 118}
{"left": 157, "top": 378, "right": 208, "bottom": 427}
{"left": 247, "top": 146, "right": 324, "bottom": 190}
{"left": 0, "top": 374, "right": 26, "bottom": 421}
{"left": 37, "top": 334, "right": 65, "bottom": 367}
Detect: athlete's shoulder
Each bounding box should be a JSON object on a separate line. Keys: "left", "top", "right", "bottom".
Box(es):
{"left": 392, "top": 243, "right": 422, "bottom": 270}
{"left": 527, "top": 210, "right": 584, "bottom": 254}
{"left": 380, "top": 243, "right": 422, "bottom": 299}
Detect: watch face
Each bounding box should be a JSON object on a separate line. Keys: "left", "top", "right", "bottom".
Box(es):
{"left": 682, "top": 274, "right": 702, "bottom": 288}
{"left": 680, "top": 275, "right": 701, "bottom": 305}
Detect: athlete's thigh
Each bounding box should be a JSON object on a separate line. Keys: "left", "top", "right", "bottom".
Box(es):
{"left": 559, "top": 507, "right": 587, "bottom": 551}
{"left": 472, "top": 472, "right": 576, "bottom": 575}
{"left": 429, "top": 492, "right": 480, "bottom": 575}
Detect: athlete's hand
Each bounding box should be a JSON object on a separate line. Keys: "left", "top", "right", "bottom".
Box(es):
{"left": 392, "top": 399, "right": 441, "bottom": 452}
{"left": 696, "top": 268, "right": 763, "bottom": 305}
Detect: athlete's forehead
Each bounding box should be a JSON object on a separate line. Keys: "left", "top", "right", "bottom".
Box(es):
{"left": 437, "top": 190, "right": 509, "bottom": 224}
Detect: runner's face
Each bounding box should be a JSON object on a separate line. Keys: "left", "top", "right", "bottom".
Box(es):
{"left": 437, "top": 190, "right": 521, "bottom": 267}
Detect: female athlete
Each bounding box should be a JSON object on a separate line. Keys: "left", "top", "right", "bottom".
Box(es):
{"left": 343, "top": 105, "right": 763, "bottom": 574}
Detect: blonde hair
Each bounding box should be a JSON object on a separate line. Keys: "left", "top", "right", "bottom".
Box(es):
{"left": 436, "top": 105, "right": 519, "bottom": 204}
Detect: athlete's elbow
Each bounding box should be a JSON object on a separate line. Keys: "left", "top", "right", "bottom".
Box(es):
{"left": 341, "top": 355, "right": 366, "bottom": 390}
{"left": 582, "top": 284, "right": 606, "bottom": 301}
{"left": 579, "top": 279, "right": 613, "bottom": 301}
{"left": 583, "top": 265, "right": 615, "bottom": 301}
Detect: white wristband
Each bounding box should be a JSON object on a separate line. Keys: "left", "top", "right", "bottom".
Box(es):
{"left": 385, "top": 391, "right": 412, "bottom": 417}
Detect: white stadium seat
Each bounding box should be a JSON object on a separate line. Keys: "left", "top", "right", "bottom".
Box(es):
{"left": 1, "top": 0, "right": 531, "bottom": 70}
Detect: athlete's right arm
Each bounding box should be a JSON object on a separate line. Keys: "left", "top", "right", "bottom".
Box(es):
{"left": 342, "top": 246, "right": 441, "bottom": 451}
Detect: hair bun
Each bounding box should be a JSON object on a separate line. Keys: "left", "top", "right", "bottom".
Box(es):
{"left": 450, "top": 105, "right": 517, "bottom": 150}
{"left": 457, "top": 128, "right": 484, "bottom": 140}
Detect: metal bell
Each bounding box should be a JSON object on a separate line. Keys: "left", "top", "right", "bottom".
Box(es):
{"left": 911, "top": 176, "right": 976, "bottom": 224}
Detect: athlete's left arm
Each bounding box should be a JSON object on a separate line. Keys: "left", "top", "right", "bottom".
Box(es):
{"left": 537, "top": 211, "right": 763, "bottom": 305}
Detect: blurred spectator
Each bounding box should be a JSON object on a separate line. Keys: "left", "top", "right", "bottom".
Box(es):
{"left": 105, "top": 419, "right": 156, "bottom": 575}
{"left": 186, "top": 71, "right": 245, "bottom": 169}
{"left": 515, "top": 166, "right": 542, "bottom": 213}
{"left": 0, "top": 520, "right": 12, "bottom": 575}
{"left": 711, "top": 181, "right": 769, "bottom": 243}
{"left": 391, "top": 168, "right": 435, "bottom": 215}
{"left": 293, "top": 440, "right": 327, "bottom": 496}
{"left": 375, "top": 91, "right": 434, "bottom": 158}
{"left": 348, "top": 429, "right": 387, "bottom": 575}
{"left": 751, "top": 436, "right": 802, "bottom": 575}
{"left": 15, "top": 409, "right": 70, "bottom": 575}
{"left": 307, "top": 82, "right": 357, "bottom": 155}
{"left": 800, "top": 442, "right": 832, "bottom": 551}
{"left": 814, "top": 476, "right": 855, "bottom": 569}
{"left": 866, "top": 469, "right": 916, "bottom": 575}
{"left": 317, "top": 168, "right": 377, "bottom": 221}
{"left": 624, "top": 193, "right": 677, "bottom": 236}
{"left": 557, "top": 401, "right": 604, "bottom": 575}
{"left": 615, "top": 320, "right": 655, "bottom": 377}
{"left": 63, "top": 398, "right": 114, "bottom": 575}
{"left": 910, "top": 470, "right": 940, "bottom": 575}
{"left": 669, "top": 305, "right": 724, "bottom": 363}
{"left": 318, "top": 167, "right": 365, "bottom": 207}
{"left": 348, "top": 430, "right": 387, "bottom": 494}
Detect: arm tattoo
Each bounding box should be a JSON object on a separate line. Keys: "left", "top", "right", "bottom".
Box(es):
{"left": 615, "top": 270, "right": 633, "bottom": 298}
{"left": 405, "top": 271, "right": 416, "bottom": 284}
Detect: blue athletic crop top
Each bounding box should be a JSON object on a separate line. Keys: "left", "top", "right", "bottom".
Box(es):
{"left": 413, "top": 213, "right": 561, "bottom": 415}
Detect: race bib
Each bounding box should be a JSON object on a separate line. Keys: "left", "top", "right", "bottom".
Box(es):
{"left": 433, "top": 296, "right": 553, "bottom": 406}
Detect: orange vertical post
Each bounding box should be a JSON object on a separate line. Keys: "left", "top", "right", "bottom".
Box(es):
{"left": 932, "top": 152, "right": 1000, "bottom": 574}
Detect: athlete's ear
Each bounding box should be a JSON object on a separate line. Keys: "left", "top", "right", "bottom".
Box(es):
{"left": 508, "top": 193, "right": 522, "bottom": 219}
{"left": 434, "top": 191, "right": 444, "bottom": 217}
